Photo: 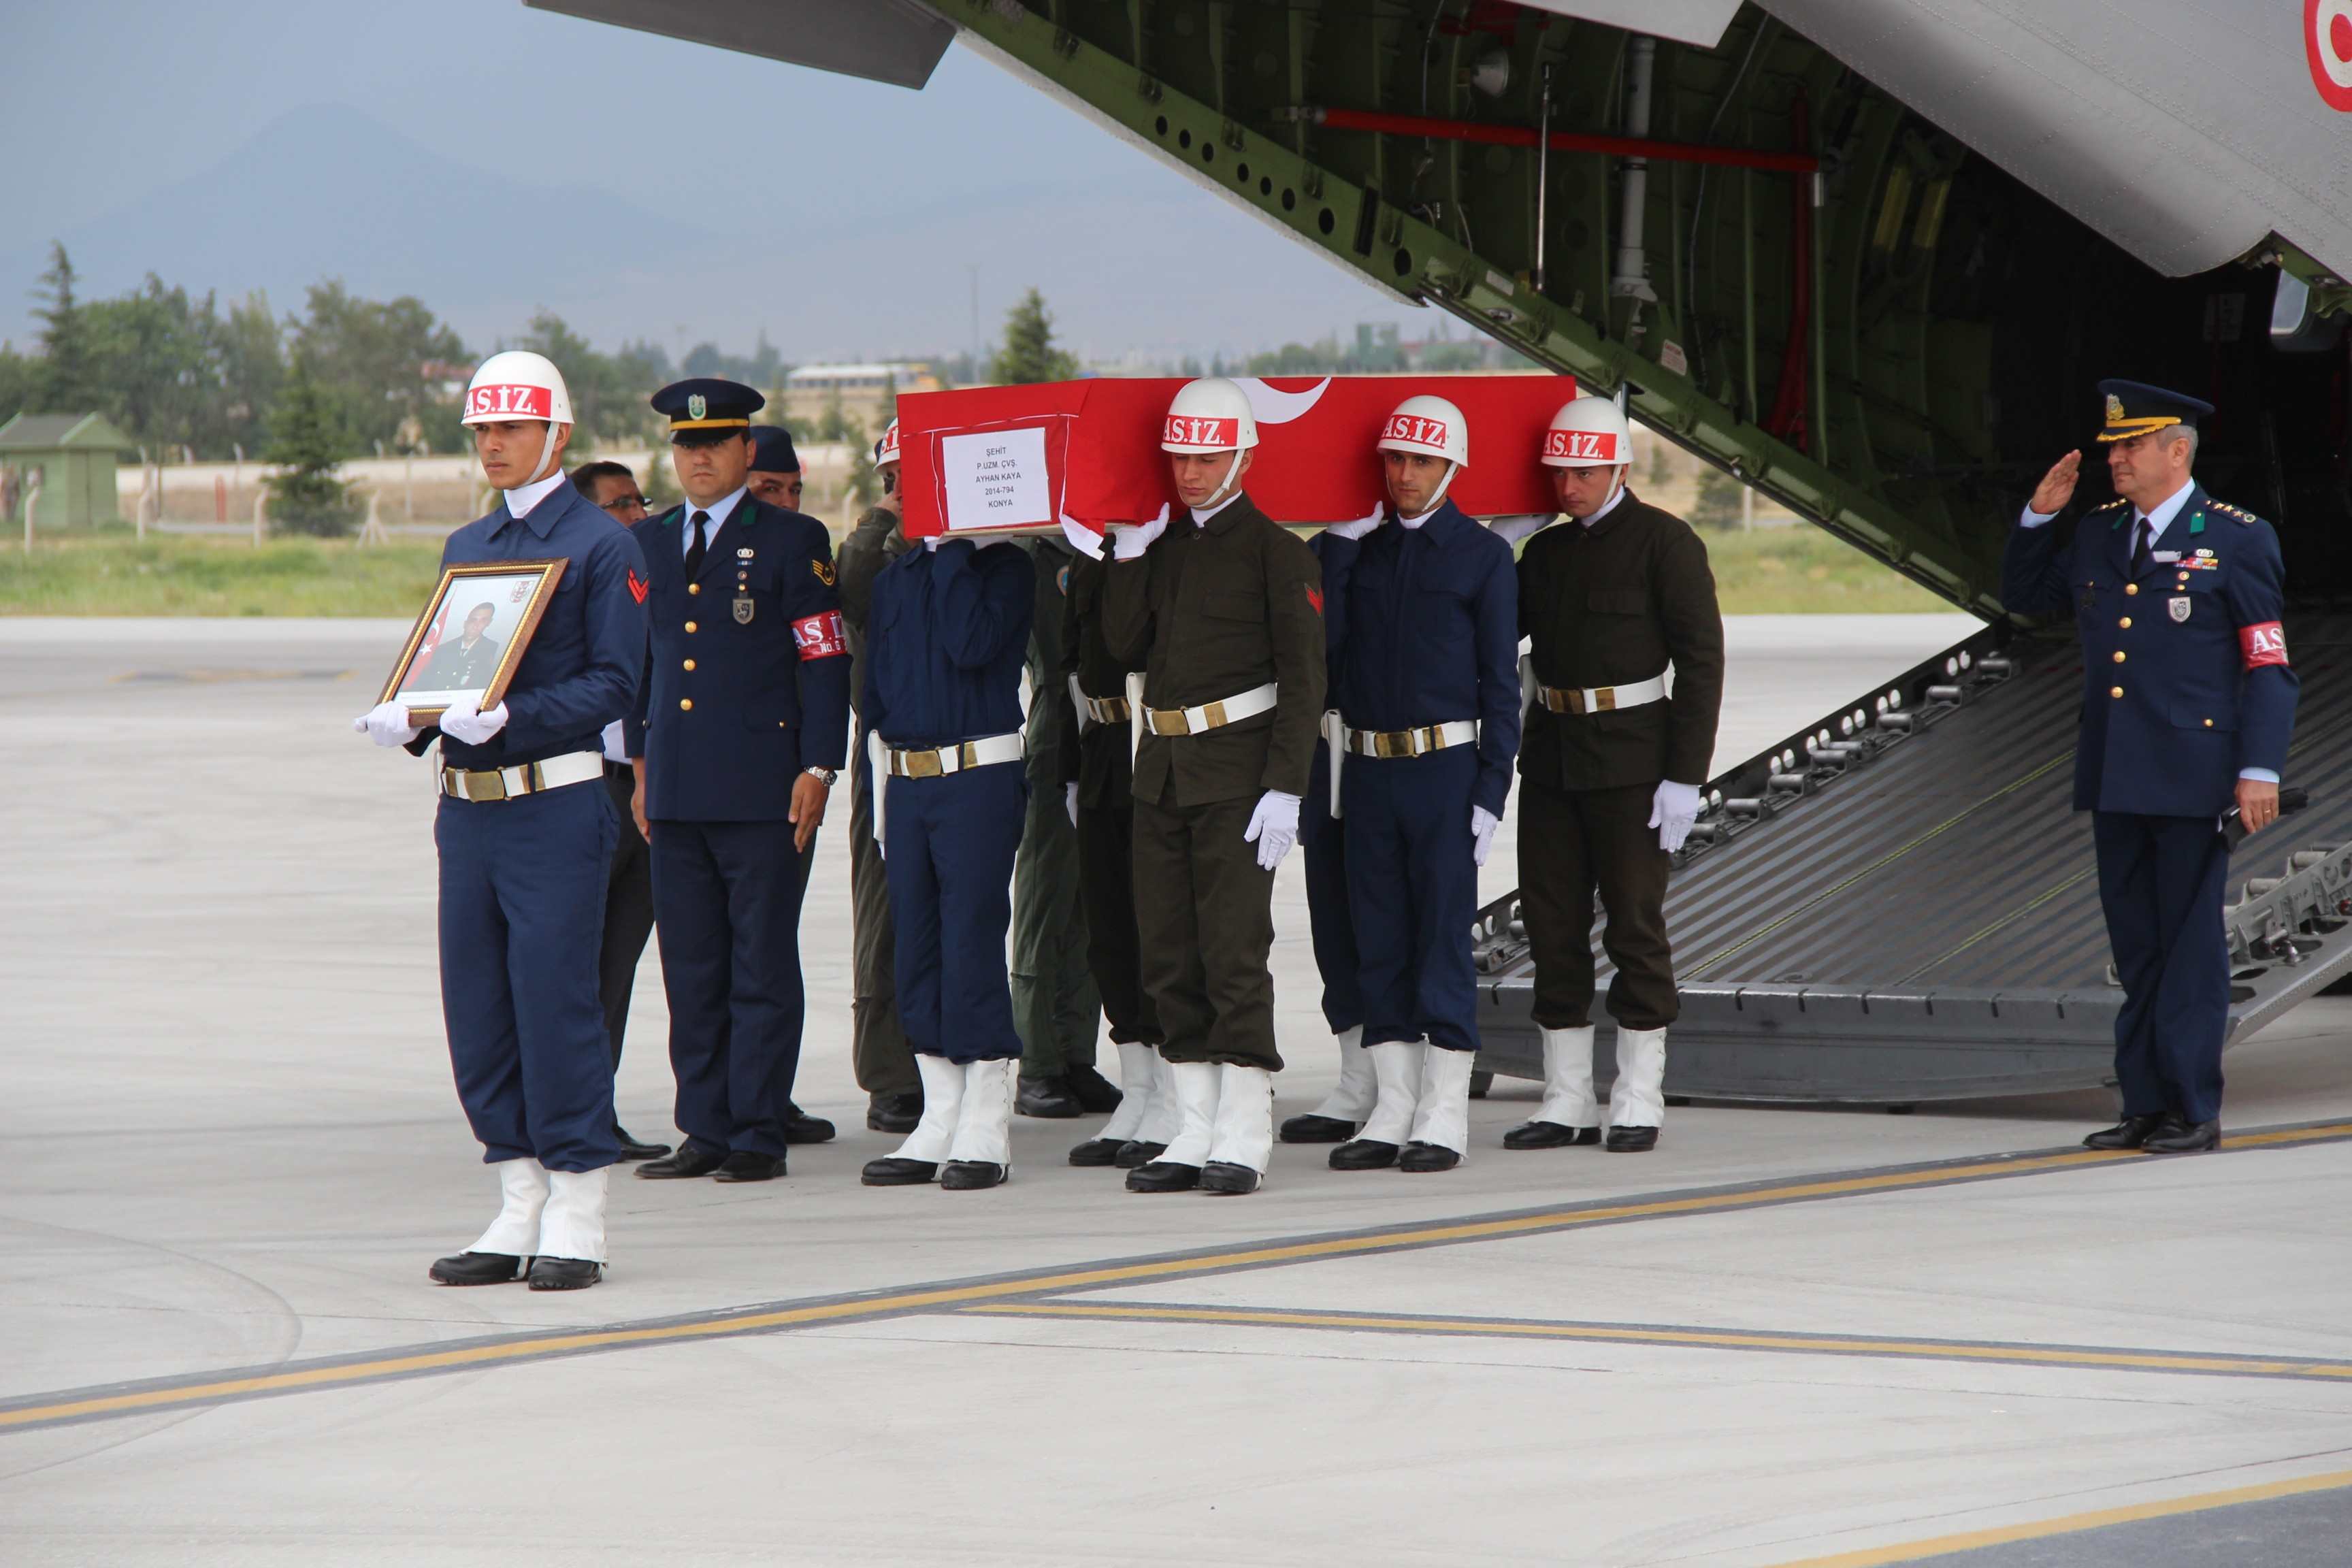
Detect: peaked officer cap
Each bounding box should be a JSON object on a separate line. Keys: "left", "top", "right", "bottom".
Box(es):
{"left": 653, "top": 378, "right": 764, "bottom": 443}
{"left": 2095, "top": 379, "right": 2214, "bottom": 443}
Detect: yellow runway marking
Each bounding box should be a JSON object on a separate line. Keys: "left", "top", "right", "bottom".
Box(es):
{"left": 4, "top": 1119, "right": 2347, "bottom": 1434}
{"left": 1768, "top": 1465, "right": 2352, "bottom": 1565}
{"left": 963, "top": 1301, "right": 2352, "bottom": 1382}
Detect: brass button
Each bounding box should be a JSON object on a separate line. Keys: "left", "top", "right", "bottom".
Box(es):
{"left": 2112, "top": 651, "right": 2126, "bottom": 664}
{"left": 683, "top": 659, "right": 696, "bottom": 672}
{"left": 2125, "top": 584, "right": 2138, "bottom": 596}
{"left": 2110, "top": 685, "right": 2124, "bottom": 698}
{"left": 685, "top": 621, "right": 698, "bottom": 634}
{"left": 679, "top": 698, "right": 693, "bottom": 712}
{"left": 2119, "top": 617, "right": 2132, "bottom": 629}
{"left": 688, "top": 583, "right": 701, "bottom": 596}
{"left": 2204, "top": 719, "right": 2214, "bottom": 728}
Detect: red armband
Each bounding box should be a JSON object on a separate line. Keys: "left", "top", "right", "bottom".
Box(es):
{"left": 2240, "top": 621, "right": 2288, "bottom": 670}
{"left": 792, "top": 610, "right": 847, "bottom": 661}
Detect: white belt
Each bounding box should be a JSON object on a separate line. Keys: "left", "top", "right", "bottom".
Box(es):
{"left": 1069, "top": 673, "right": 1130, "bottom": 730}
{"left": 1537, "top": 672, "right": 1667, "bottom": 716}
{"left": 439, "top": 749, "right": 604, "bottom": 802}
{"left": 884, "top": 730, "right": 1025, "bottom": 778}
{"left": 1343, "top": 719, "right": 1477, "bottom": 758}
{"left": 1141, "top": 681, "right": 1279, "bottom": 736}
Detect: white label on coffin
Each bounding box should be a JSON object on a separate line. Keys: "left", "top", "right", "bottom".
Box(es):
{"left": 941, "top": 427, "right": 1052, "bottom": 532}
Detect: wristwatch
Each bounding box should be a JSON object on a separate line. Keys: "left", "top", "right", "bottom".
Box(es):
{"left": 803, "top": 766, "right": 838, "bottom": 787}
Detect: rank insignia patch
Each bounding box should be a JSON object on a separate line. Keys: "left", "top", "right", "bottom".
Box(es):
{"left": 734, "top": 597, "right": 755, "bottom": 625}
{"left": 626, "top": 569, "right": 649, "bottom": 604}
{"left": 811, "top": 559, "right": 836, "bottom": 587}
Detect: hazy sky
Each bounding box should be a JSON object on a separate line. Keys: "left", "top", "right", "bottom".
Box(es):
{"left": 3, "top": 1, "right": 1429, "bottom": 362}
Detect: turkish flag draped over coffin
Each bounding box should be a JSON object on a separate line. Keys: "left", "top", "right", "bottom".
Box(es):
{"left": 895, "top": 374, "right": 1578, "bottom": 539}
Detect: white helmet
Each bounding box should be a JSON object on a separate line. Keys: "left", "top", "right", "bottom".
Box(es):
{"left": 461, "top": 350, "right": 574, "bottom": 427}
{"left": 1540, "top": 395, "right": 1633, "bottom": 468}
{"left": 1376, "top": 394, "right": 1469, "bottom": 468}
{"left": 1161, "top": 377, "right": 1259, "bottom": 454}
{"left": 875, "top": 418, "right": 900, "bottom": 468}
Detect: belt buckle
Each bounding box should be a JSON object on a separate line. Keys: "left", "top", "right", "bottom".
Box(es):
{"left": 1149, "top": 708, "right": 1188, "bottom": 736}
{"left": 468, "top": 768, "right": 508, "bottom": 802}
{"left": 906, "top": 749, "right": 943, "bottom": 779}
{"left": 1373, "top": 730, "right": 1408, "bottom": 760}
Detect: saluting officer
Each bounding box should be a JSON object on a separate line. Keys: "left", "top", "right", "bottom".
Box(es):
{"left": 353, "top": 350, "right": 647, "bottom": 1290}
{"left": 836, "top": 420, "right": 924, "bottom": 1134}
{"left": 857, "top": 520, "right": 1036, "bottom": 1191}
{"left": 1321, "top": 396, "right": 1520, "bottom": 1174}
{"left": 1513, "top": 395, "right": 1723, "bottom": 1154}
{"left": 745, "top": 425, "right": 804, "bottom": 513}
{"left": 2005, "top": 380, "right": 2298, "bottom": 1154}
{"left": 625, "top": 379, "right": 850, "bottom": 1184}
{"left": 1056, "top": 547, "right": 1173, "bottom": 1166}
{"left": 1098, "top": 377, "right": 1327, "bottom": 1196}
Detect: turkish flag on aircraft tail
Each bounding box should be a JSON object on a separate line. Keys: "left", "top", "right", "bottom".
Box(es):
{"left": 896, "top": 374, "right": 1578, "bottom": 540}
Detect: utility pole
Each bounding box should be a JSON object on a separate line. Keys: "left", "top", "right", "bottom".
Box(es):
{"left": 968, "top": 265, "right": 981, "bottom": 383}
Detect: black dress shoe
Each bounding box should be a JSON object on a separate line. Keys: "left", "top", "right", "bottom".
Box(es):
{"left": 1126, "top": 1160, "right": 1200, "bottom": 1192}
{"left": 1017, "top": 1075, "right": 1084, "bottom": 1118}
{"left": 1068, "top": 1137, "right": 1124, "bottom": 1166}
{"left": 942, "top": 1160, "right": 1007, "bottom": 1190}
{"left": 635, "top": 1140, "right": 729, "bottom": 1179}
{"left": 862, "top": 1156, "right": 939, "bottom": 1186}
{"left": 1399, "top": 1142, "right": 1461, "bottom": 1173}
{"left": 428, "top": 1251, "right": 526, "bottom": 1286}
{"left": 2083, "top": 1113, "right": 2168, "bottom": 1150}
{"left": 1200, "top": 1161, "right": 1260, "bottom": 1195}
{"left": 713, "top": 1151, "right": 785, "bottom": 1183}
{"left": 526, "top": 1256, "right": 602, "bottom": 1290}
{"left": 1503, "top": 1121, "right": 1601, "bottom": 1151}
{"left": 2144, "top": 1117, "right": 2221, "bottom": 1154}
{"left": 613, "top": 1126, "right": 673, "bottom": 1162}
{"left": 1280, "top": 1112, "right": 1358, "bottom": 1144}
{"left": 1605, "top": 1126, "right": 1659, "bottom": 1153}
{"left": 781, "top": 1102, "right": 836, "bottom": 1145}
{"left": 1066, "top": 1063, "right": 1124, "bottom": 1113}
{"left": 867, "top": 1092, "right": 923, "bottom": 1134}
{"left": 1115, "top": 1139, "right": 1166, "bottom": 1169}
{"left": 1329, "top": 1138, "right": 1401, "bottom": 1171}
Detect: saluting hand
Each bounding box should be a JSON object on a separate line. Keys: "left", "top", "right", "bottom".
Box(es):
{"left": 2029, "top": 451, "right": 2082, "bottom": 515}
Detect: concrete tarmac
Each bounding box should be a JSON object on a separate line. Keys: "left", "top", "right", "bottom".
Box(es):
{"left": 5, "top": 612, "right": 2351, "bottom": 1567}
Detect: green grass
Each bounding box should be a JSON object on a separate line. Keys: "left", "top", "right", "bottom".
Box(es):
{"left": 0, "top": 529, "right": 446, "bottom": 616}
{"left": 0, "top": 520, "right": 1954, "bottom": 617}
{"left": 1702, "top": 525, "right": 1953, "bottom": 615}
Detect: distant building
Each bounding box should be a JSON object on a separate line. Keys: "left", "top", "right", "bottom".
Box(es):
{"left": 0, "top": 412, "right": 135, "bottom": 531}
{"left": 780, "top": 362, "right": 941, "bottom": 429}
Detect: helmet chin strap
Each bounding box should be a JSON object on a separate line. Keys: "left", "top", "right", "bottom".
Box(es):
{"left": 1392, "top": 458, "right": 1457, "bottom": 523}
{"left": 528, "top": 422, "right": 568, "bottom": 487}
{"left": 1197, "top": 448, "right": 1246, "bottom": 512}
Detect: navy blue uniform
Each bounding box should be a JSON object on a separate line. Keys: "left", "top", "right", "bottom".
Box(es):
{"left": 1302, "top": 532, "right": 1360, "bottom": 1036}
{"left": 2003, "top": 483, "right": 2298, "bottom": 1124}
{"left": 625, "top": 494, "right": 850, "bottom": 1158}
{"left": 429, "top": 482, "right": 647, "bottom": 1173}
{"left": 864, "top": 538, "right": 1036, "bottom": 1064}
{"left": 1324, "top": 501, "right": 1520, "bottom": 1053}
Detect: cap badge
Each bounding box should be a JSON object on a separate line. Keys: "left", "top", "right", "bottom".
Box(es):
{"left": 687, "top": 393, "right": 707, "bottom": 421}
{"left": 2106, "top": 393, "right": 2125, "bottom": 422}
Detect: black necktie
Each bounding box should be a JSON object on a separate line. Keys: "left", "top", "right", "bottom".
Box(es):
{"left": 2129, "top": 517, "right": 2151, "bottom": 578}
{"left": 685, "top": 510, "right": 710, "bottom": 578}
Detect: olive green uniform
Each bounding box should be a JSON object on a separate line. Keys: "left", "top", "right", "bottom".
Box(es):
{"left": 835, "top": 504, "right": 917, "bottom": 1098}
{"left": 1516, "top": 490, "right": 1725, "bottom": 1031}
{"left": 1010, "top": 538, "right": 1103, "bottom": 1079}
{"left": 1100, "top": 495, "right": 1326, "bottom": 1071}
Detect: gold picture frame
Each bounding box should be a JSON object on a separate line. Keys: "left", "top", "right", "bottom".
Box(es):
{"left": 380, "top": 559, "right": 567, "bottom": 723}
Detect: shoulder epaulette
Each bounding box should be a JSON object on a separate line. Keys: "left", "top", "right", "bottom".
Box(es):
{"left": 2210, "top": 501, "right": 2261, "bottom": 526}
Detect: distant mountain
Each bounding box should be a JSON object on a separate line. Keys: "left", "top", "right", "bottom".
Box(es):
{"left": 1, "top": 101, "right": 1417, "bottom": 363}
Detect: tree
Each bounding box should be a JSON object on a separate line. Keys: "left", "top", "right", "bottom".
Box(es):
{"left": 0, "top": 344, "right": 39, "bottom": 427}
{"left": 990, "top": 287, "right": 1078, "bottom": 385}
{"left": 32, "top": 243, "right": 96, "bottom": 410}
{"left": 1690, "top": 466, "right": 1744, "bottom": 531}
{"left": 846, "top": 432, "right": 878, "bottom": 507}
{"left": 216, "top": 293, "right": 285, "bottom": 453}
{"left": 290, "top": 282, "right": 466, "bottom": 454}
{"left": 263, "top": 354, "right": 361, "bottom": 536}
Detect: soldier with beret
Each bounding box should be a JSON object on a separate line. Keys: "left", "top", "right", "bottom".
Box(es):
{"left": 2005, "top": 380, "right": 2299, "bottom": 1154}
{"left": 627, "top": 379, "right": 851, "bottom": 1183}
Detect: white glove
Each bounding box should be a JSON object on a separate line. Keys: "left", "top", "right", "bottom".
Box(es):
{"left": 1109, "top": 507, "right": 1170, "bottom": 561}
{"left": 1649, "top": 779, "right": 1703, "bottom": 853}
{"left": 438, "top": 695, "right": 510, "bottom": 747}
{"left": 1323, "top": 504, "right": 1385, "bottom": 542}
{"left": 1065, "top": 781, "right": 1080, "bottom": 828}
{"left": 1059, "top": 515, "right": 1105, "bottom": 560}
{"left": 1243, "top": 789, "right": 1302, "bottom": 870}
{"left": 353, "top": 700, "right": 418, "bottom": 748}
{"left": 1471, "top": 805, "right": 1500, "bottom": 868}
{"left": 1488, "top": 513, "right": 1556, "bottom": 546}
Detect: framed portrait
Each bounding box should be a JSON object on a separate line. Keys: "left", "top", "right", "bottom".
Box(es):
{"left": 380, "top": 559, "right": 566, "bottom": 722}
